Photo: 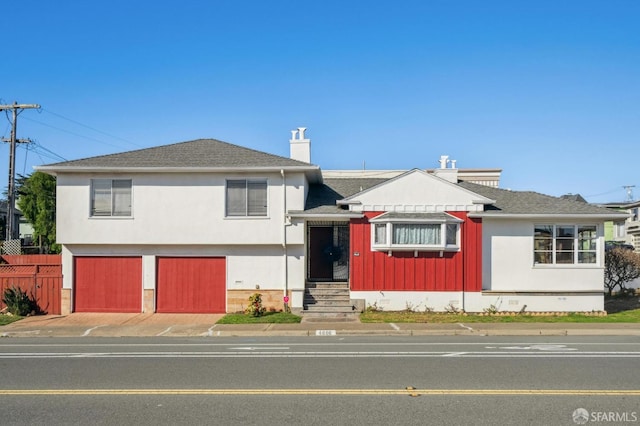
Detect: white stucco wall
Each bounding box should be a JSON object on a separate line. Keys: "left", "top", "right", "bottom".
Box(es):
{"left": 55, "top": 171, "right": 308, "bottom": 245}
{"left": 481, "top": 218, "right": 606, "bottom": 292}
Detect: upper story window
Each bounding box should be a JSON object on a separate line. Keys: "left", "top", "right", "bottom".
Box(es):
{"left": 91, "top": 179, "right": 132, "bottom": 217}
{"left": 534, "top": 224, "right": 597, "bottom": 265}
{"left": 226, "top": 179, "right": 268, "bottom": 217}
{"left": 371, "top": 212, "right": 462, "bottom": 252}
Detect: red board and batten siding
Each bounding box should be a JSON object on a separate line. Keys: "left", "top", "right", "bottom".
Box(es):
{"left": 350, "top": 212, "right": 482, "bottom": 292}
{"left": 74, "top": 257, "right": 142, "bottom": 313}
{"left": 156, "top": 257, "right": 226, "bottom": 313}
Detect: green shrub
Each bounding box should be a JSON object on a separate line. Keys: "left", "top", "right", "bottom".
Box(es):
{"left": 245, "top": 293, "right": 266, "bottom": 317}
{"left": 2, "top": 286, "right": 40, "bottom": 316}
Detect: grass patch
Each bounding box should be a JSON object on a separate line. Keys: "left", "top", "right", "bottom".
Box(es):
{"left": 360, "top": 309, "right": 640, "bottom": 324}
{"left": 217, "top": 312, "right": 302, "bottom": 324}
{"left": 0, "top": 314, "right": 23, "bottom": 326}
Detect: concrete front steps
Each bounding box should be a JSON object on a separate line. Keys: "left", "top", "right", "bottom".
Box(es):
{"left": 302, "top": 281, "right": 359, "bottom": 322}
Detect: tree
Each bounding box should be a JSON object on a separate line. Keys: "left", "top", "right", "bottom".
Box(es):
{"left": 16, "top": 171, "right": 60, "bottom": 253}
{"left": 604, "top": 248, "right": 640, "bottom": 296}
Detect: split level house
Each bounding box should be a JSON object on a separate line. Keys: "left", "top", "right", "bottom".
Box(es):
{"left": 37, "top": 128, "right": 628, "bottom": 315}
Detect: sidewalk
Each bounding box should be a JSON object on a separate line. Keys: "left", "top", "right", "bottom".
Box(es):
{"left": 2, "top": 313, "right": 640, "bottom": 337}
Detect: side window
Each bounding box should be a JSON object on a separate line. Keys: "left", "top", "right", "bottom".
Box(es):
{"left": 226, "top": 179, "right": 268, "bottom": 217}
{"left": 91, "top": 179, "right": 132, "bottom": 217}
{"left": 534, "top": 224, "right": 597, "bottom": 265}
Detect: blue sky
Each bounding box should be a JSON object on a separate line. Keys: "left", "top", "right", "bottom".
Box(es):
{"left": 3, "top": 0, "right": 639, "bottom": 203}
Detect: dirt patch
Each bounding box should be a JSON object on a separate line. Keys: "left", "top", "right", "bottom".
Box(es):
{"left": 605, "top": 295, "right": 640, "bottom": 314}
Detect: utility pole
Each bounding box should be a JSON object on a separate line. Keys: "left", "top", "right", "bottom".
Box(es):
{"left": 0, "top": 102, "right": 40, "bottom": 241}
{"left": 623, "top": 185, "right": 636, "bottom": 203}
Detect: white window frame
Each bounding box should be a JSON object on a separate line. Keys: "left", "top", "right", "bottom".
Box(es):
{"left": 90, "top": 179, "right": 132, "bottom": 217}
{"left": 225, "top": 179, "right": 268, "bottom": 217}
{"left": 371, "top": 215, "right": 462, "bottom": 252}
{"left": 533, "top": 224, "right": 598, "bottom": 266}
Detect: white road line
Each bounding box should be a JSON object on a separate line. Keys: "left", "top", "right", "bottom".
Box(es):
{"left": 156, "top": 327, "right": 173, "bottom": 336}
{"left": 389, "top": 323, "right": 400, "bottom": 331}
{"left": 458, "top": 323, "right": 474, "bottom": 332}
{"left": 82, "top": 326, "right": 105, "bottom": 337}
{"left": 1, "top": 351, "right": 639, "bottom": 359}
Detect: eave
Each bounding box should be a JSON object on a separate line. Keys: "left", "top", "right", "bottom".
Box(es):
{"left": 468, "top": 212, "right": 630, "bottom": 220}
{"left": 36, "top": 165, "right": 324, "bottom": 183}
{"left": 288, "top": 212, "right": 364, "bottom": 219}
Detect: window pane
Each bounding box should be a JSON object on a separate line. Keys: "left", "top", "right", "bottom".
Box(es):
{"left": 446, "top": 223, "right": 457, "bottom": 245}
{"left": 534, "top": 225, "right": 553, "bottom": 237}
{"left": 393, "top": 224, "right": 440, "bottom": 245}
{"left": 91, "top": 179, "right": 112, "bottom": 216}
{"left": 226, "top": 180, "right": 247, "bottom": 216}
{"left": 556, "top": 251, "right": 574, "bottom": 264}
{"left": 578, "top": 226, "right": 597, "bottom": 250}
{"left": 247, "top": 181, "right": 267, "bottom": 216}
{"left": 374, "top": 224, "right": 386, "bottom": 244}
{"left": 578, "top": 252, "right": 596, "bottom": 264}
{"left": 534, "top": 251, "right": 552, "bottom": 264}
{"left": 112, "top": 180, "right": 132, "bottom": 216}
{"left": 534, "top": 225, "right": 553, "bottom": 254}
{"left": 556, "top": 226, "right": 575, "bottom": 238}
{"left": 555, "top": 238, "right": 574, "bottom": 251}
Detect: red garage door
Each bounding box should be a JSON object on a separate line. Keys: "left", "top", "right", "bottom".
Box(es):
{"left": 156, "top": 257, "right": 226, "bottom": 313}
{"left": 74, "top": 256, "right": 142, "bottom": 313}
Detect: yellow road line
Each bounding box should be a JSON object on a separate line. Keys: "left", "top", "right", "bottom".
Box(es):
{"left": 1, "top": 389, "right": 639, "bottom": 396}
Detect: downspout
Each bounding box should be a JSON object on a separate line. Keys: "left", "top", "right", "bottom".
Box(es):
{"left": 281, "top": 169, "right": 289, "bottom": 310}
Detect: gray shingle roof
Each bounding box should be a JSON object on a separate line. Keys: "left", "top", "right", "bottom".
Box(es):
{"left": 458, "top": 182, "right": 626, "bottom": 216}
{"left": 301, "top": 178, "right": 389, "bottom": 215}
{"left": 299, "top": 177, "right": 627, "bottom": 218}
{"left": 38, "top": 139, "right": 316, "bottom": 170}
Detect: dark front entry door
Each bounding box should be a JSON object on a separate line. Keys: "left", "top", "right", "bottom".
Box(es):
{"left": 308, "top": 224, "right": 350, "bottom": 281}
{"left": 309, "top": 227, "right": 333, "bottom": 280}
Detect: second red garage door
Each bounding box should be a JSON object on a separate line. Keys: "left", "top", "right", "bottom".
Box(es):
{"left": 156, "top": 257, "right": 226, "bottom": 313}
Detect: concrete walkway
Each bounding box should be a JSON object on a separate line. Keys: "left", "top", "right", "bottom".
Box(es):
{"left": 2, "top": 313, "right": 640, "bottom": 337}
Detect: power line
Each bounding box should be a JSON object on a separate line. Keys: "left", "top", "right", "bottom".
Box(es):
{"left": 584, "top": 187, "right": 626, "bottom": 198}
{"left": 27, "top": 142, "right": 67, "bottom": 162}
{"left": 40, "top": 108, "right": 143, "bottom": 148}
{"left": 21, "top": 115, "right": 126, "bottom": 149}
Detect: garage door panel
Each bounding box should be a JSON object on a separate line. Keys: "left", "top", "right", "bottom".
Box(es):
{"left": 156, "top": 257, "right": 226, "bottom": 313}
{"left": 74, "top": 256, "right": 142, "bottom": 313}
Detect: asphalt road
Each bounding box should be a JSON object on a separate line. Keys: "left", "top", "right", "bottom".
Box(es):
{"left": 1, "top": 335, "right": 639, "bottom": 425}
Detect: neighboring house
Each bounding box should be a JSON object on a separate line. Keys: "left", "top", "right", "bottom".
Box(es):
{"left": 37, "top": 129, "right": 628, "bottom": 315}
{"left": 600, "top": 201, "right": 638, "bottom": 249}
{"left": 0, "top": 200, "right": 25, "bottom": 241}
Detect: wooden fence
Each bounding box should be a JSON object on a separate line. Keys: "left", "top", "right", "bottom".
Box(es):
{"left": 0, "top": 255, "right": 62, "bottom": 315}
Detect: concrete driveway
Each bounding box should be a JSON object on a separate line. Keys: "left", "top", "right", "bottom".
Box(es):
{"left": 0, "top": 313, "right": 225, "bottom": 337}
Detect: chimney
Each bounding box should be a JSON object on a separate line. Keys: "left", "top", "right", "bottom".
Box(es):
{"left": 289, "top": 127, "right": 311, "bottom": 163}
{"left": 433, "top": 154, "right": 459, "bottom": 183}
